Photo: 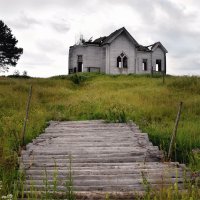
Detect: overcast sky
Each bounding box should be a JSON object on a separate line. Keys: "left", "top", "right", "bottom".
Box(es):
{"left": 0, "top": 0, "right": 200, "bottom": 77}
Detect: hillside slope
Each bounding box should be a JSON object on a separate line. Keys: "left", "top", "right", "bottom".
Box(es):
{"left": 0, "top": 73, "right": 199, "bottom": 186}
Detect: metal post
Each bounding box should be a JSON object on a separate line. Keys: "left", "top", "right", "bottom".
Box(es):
{"left": 22, "top": 85, "right": 32, "bottom": 146}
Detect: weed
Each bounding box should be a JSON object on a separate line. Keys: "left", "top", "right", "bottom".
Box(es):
{"left": 43, "top": 167, "right": 50, "bottom": 199}
{"left": 53, "top": 160, "right": 58, "bottom": 196}
{"left": 105, "top": 106, "right": 127, "bottom": 123}
{"left": 66, "top": 155, "right": 76, "bottom": 200}
{"left": 69, "top": 74, "right": 87, "bottom": 85}
{"left": 141, "top": 171, "right": 151, "bottom": 199}
{"left": 190, "top": 149, "right": 200, "bottom": 171}
{"left": 105, "top": 193, "right": 110, "bottom": 200}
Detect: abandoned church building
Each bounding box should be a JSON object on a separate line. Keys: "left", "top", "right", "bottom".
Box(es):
{"left": 68, "top": 27, "right": 168, "bottom": 75}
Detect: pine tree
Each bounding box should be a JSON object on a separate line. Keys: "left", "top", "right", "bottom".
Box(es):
{"left": 0, "top": 20, "right": 23, "bottom": 72}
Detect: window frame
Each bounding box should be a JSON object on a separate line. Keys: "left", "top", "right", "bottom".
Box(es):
{"left": 123, "top": 56, "right": 128, "bottom": 68}
{"left": 117, "top": 56, "right": 122, "bottom": 68}
{"left": 116, "top": 52, "right": 128, "bottom": 68}
{"left": 156, "top": 59, "right": 162, "bottom": 72}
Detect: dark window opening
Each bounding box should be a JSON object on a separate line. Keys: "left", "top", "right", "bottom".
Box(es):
{"left": 142, "top": 59, "right": 147, "bottom": 71}
{"left": 77, "top": 55, "right": 83, "bottom": 72}
{"left": 156, "top": 59, "right": 162, "bottom": 71}
{"left": 117, "top": 56, "right": 122, "bottom": 68}
{"left": 117, "top": 53, "right": 128, "bottom": 68}
{"left": 77, "top": 62, "right": 83, "bottom": 72}
{"left": 123, "top": 56, "right": 128, "bottom": 68}
{"left": 74, "top": 67, "right": 77, "bottom": 73}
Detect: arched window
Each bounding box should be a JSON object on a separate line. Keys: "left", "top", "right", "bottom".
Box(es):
{"left": 123, "top": 56, "right": 128, "bottom": 68}
{"left": 117, "top": 56, "right": 122, "bottom": 68}
{"left": 116, "top": 53, "right": 128, "bottom": 68}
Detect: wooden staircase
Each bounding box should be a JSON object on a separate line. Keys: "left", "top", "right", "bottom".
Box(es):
{"left": 19, "top": 120, "right": 189, "bottom": 199}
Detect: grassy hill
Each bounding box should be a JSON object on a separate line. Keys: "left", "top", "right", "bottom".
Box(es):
{"left": 0, "top": 73, "right": 200, "bottom": 194}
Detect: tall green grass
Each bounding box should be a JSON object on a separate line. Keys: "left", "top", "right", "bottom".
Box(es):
{"left": 0, "top": 73, "right": 200, "bottom": 195}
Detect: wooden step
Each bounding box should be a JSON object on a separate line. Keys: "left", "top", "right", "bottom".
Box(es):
{"left": 19, "top": 120, "right": 190, "bottom": 198}
{"left": 23, "top": 182, "right": 185, "bottom": 192}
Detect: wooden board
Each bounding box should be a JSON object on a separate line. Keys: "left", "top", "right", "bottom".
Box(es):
{"left": 19, "top": 120, "right": 190, "bottom": 199}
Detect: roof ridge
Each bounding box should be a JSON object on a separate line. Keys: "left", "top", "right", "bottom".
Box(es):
{"left": 84, "top": 27, "right": 140, "bottom": 47}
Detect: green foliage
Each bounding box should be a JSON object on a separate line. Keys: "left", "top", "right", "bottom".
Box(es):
{"left": 167, "top": 76, "right": 200, "bottom": 93}
{"left": 7, "top": 74, "right": 31, "bottom": 79}
{"left": 66, "top": 155, "right": 76, "bottom": 200}
{"left": 105, "top": 106, "right": 127, "bottom": 123}
{"left": 7, "top": 70, "right": 30, "bottom": 79}
{"left": 105, "top": 193, "right": 110, "bottom": 200}
{"left": 69, "top": 73, "right": 87, "bottom": 85}
{"left": 0, "top": 73, "right": 200, "bottom": 197}
{"left": 141, "top": 171, "right": 151, "bottom": 199}
{"left": 0, "top": 20, "right": 23, "bottom": 72}
{"left": 50, "top": 75, "right": 68, "bottom": 79}
{"left": 190, "top": 149, "right": 200, "bottom": 171}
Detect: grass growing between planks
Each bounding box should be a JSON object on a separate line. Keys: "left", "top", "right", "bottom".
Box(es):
{"left": 0, "top": 162, "right": 200, "bottom": 200}
{"left": 0, "top": 73, "right": 200, "bottom": 196}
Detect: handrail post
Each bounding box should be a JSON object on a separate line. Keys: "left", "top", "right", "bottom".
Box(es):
{"left": 168, "top": 102, "right": 183, "bottom": 160}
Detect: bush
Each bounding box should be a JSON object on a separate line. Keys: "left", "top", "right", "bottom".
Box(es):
{"left": 69, "top": 74, "right": 87, "bottom": 85}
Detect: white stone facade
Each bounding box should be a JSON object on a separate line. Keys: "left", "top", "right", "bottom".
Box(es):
{"left": 68, "top": 27, "right": 167, "bottom": 75}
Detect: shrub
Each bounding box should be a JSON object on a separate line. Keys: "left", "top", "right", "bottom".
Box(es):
{"left": 69, "top": 74, "right": 87, "bottom": 85}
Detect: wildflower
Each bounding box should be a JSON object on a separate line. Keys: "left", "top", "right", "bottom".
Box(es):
{"left": 1, "top": 194, "right": 13, "bottom": 200}
{"left": 174, "top": 182, "right": 178, "bottom": 191}
{"left": 7, "top": 194, "right": 13, "bottom": 200}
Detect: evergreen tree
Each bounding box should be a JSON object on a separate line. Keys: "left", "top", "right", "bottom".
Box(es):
{"left": 0, "top": 20, "right": 23, "bottom": 72}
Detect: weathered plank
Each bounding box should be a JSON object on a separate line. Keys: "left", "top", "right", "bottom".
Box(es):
{"left": 19, "top": 120, "right": 190, "bottom": 199}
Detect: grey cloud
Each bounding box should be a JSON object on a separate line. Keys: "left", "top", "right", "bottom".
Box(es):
{"left": 115, "top": 0, "right": 200, "bottom": 74}
{"left": 92, "top": 0, "right": 200, "bottom": 74}
{"left": 50, "top": 19, "right": 70, "bottom": 33}
{"left": 102, "top": 0, "right": 156, "bottom": 22}
{"left": 0, "top": 0, "right": 91, "bottom": 11}
{"left": 120, "top": 0, "right": 186, "bottom": 23}
{"left": 176, "top": 55, "right": 200, "bottom": 70}
{"left": 7, "top": 12, "right": 40, "bottom": 29}
{"left": 150, "top": 14, "right": 200, "bottom": 57}
{"left": 37, "top": 39, "right": 66, "bottom": 54}
{"left": 21, "top": 51, "right": 53, "bottom": 67}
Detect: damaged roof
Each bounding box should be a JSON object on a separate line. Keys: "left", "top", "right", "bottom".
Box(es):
{"left": 85, "top": 27, "right": 138, "bottom": 46}
{"left": 136, "top": 45, "right": 152, "bottom": 52}
{"left": 147, "top": 42, "right": 168, "bottom": 53}
{"left": 93, "top": 36, "right": 107, "bottom": 44}
{"left": 84, "top": 27, "right": 168, "bottom": 53}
